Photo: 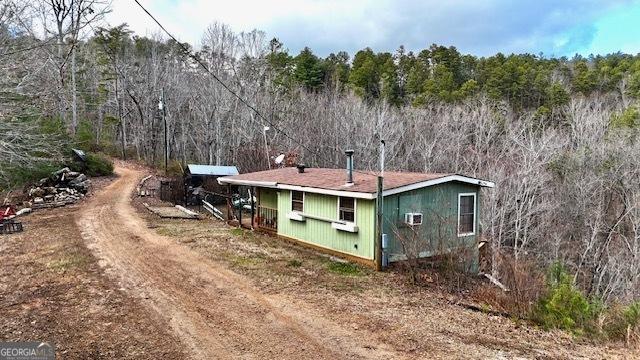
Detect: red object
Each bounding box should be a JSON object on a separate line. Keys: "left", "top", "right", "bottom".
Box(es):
{"left": 0, "top": 206, "right": 16, "bottom": 221}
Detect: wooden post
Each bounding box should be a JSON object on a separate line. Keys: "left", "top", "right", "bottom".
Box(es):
{"left": 183, "top": 173, "right": 188, "bottom": 207}
{"left": 250, "top": 187, "right": 255, "bottom": 229}
{"left": 375, "top": 176, "right": 383, "bottom": 271}
{"left": 226, "top": 184, "right": 232, "bottom": 221}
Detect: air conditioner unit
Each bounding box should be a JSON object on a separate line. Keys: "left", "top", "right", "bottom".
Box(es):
{"left": 404, "top": 212, "right": 423, "bottom": 226}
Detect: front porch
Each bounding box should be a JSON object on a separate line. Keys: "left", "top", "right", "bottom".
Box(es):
{"left": 237, "top": 187, "right": 278, "bottom": 233}
{"left": 255, "top": 205, "right": 278, "bottom": 231}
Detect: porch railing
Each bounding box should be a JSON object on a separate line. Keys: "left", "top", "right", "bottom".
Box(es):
{"left": 257, "top": 205, "right": 278, "bottom": 231}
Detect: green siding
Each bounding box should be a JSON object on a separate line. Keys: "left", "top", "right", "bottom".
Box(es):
{"left": 254, "top": 182, "right": 482, "bottom": 268}
{"left": 258, "top": 188, "right": 278, "bottom": 209}
{"left": 277, "top": 190, "right": 375, "bottom": 260}
{"left": 382, "top": 182, "right": 480, "bottom": 267}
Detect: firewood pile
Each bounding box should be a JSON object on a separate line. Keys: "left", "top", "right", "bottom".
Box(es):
{"left": 26, "top": 167, "right": 90, "bottom": 209}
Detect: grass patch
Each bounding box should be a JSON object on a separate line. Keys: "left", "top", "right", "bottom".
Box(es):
{"left": 47, "top": 254, "right": 89, "bottom": 272}
{"left": 230, "top": 255, "right": 263, "bottom": 268}
{"left": 286, "top": 259, "right": 303, "bottom": 268}
{"left": 229, "top": 228, "right": 244, "bottom": 236}
{"left": 327, "top": 261, "right": 362, "bottom": 276}
{"left": 156, "top": 227, "right": 183, "bottom": 237}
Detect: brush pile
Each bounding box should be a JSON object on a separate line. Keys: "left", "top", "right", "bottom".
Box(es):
{"left": 26, "top": 167, "right": 89, "bottom": 209}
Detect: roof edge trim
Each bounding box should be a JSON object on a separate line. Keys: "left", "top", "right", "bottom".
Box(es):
{"left": 218, "top": 174, "right": 494, "bottom": 197}
{"left": 217, "top": 178, "right": 278, "bottom": 188}
{"left": 382, "top": 174, "right": 494, "bottom": 197}
{"left": 277, "top": 184, "right": 376, "bottom": 199}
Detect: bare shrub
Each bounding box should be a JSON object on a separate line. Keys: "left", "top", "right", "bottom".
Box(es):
{"left": 602, "top": 301, "right": 640, "bottom": 345}
{"left": 472, "top": 251, "right": 545, "bottom": 318}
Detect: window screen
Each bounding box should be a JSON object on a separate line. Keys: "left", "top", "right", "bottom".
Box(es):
{"left": 459, "top": 194, "right": 475, "bottom": 234}
{"left": 292, "top": 191, "right": 304, "bottom": 212}
{"left": 339, "top": 197, "right": 355, "bottom": 222}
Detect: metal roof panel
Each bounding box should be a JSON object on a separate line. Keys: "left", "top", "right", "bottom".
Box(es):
{"left": 187, "top": 164, "right": 239, "bottom": 176}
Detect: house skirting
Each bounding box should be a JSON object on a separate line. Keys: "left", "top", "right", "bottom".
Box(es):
{"left": 256, "top": 229, "right": 376, "bottom": 268}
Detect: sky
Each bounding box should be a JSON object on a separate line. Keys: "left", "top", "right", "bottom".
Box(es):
{"left": 106, "top": 0, "right": 640, "bottom": 58}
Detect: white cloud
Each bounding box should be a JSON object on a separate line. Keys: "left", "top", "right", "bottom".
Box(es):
{"left": 106, "top": 0, "right": 634, "bottom": 57}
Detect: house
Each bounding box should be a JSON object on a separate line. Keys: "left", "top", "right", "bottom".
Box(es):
{"left": 218, "top": 158, "right": 493, "bottom": 271}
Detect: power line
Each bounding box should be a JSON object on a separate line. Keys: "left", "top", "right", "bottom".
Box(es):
{"left": 132, "top": 1, "right": 297, "bottom": 148}
{"left": 0, "top": 23, "right": 89, "bottom": 58}
{"left": 0, "top": 38, "right": 59, "bottom": 57}
{"left": 132, "top": 0, "right": 374, "bottom": 174}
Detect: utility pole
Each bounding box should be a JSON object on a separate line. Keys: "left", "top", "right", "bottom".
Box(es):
{"left": 376, "top": 176, "right": 383, "bottom": 271}
{"left": 380, "top": 139, "right": 385, "bottom": 177}
{"left": 263, "top": 126, "right": 271, "bottom": 169}
{"left": 375, "top": 139, "right": 385, "bottom": 271}
{"left": 159, "top": 88, "right": 168, "bottom": 172}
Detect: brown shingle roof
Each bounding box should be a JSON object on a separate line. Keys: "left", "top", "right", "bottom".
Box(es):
{"left": 219, "top": 167, "right": 452, "bottom": 193}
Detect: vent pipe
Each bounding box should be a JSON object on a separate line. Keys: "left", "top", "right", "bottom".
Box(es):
{"left": 345, "top": 149, "right": 354, "bottom": 185}
{"left": 296, "top": 164, "right": 306, "bottom": 173}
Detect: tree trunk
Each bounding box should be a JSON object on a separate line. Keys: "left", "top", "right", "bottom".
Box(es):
{"left": 115, "top": 74, "right": 126, "bottom": 160}
{"left": 56, "top": 17, "right": 66, "bottom": 125}
{"left": 70, "top": 44, "right": 78, "bottom": 135}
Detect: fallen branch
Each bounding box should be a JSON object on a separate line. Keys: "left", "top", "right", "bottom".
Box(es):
{"left": 2, "top": 191, "right": 11, "bottom": 206}
{"left": 137, "top": 175, "right": 153, "bottom": 196}
{"left": 479, "top": 272, "right": 510, "bottom": 292}
{"left": 456, "top": 301, "right": 513, "bottom": 318}
{"left": 15, "top": 208, "right": 31, "bottom": 217}
{"left": 175, "top": 205, "right": 199, "bottom": 217}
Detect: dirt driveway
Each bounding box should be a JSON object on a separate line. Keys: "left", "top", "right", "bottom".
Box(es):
{"left": 77, "top": 165, "right": 398, "bottom": 359}
{"left": 2, "top": 162, "right": 634, "bottom": 359}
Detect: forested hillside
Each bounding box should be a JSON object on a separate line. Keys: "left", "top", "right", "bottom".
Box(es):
{"left": 3, "top": 0, "right": 640, "bottom": 313}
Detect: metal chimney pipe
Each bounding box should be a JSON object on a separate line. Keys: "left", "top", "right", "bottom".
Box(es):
{"left": 345, "top": 149, "right": 354, "bottom": 184}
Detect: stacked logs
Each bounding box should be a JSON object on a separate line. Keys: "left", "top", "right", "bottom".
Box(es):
{"left": 27, "top": 168, "right": 89, "bottom": 209}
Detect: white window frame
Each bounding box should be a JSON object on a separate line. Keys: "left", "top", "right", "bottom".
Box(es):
{"left": 291, "top": 190, "right": 305, "bottom": 212}
{"left": 457, "top": 193, "right": 477, "bottom": 237}
{"left": 337, "top": 196, "right": 357, "bottom": 224}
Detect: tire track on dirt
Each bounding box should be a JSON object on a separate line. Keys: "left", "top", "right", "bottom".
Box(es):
{"left": 77, "top": 165, "right": 400, "bottom": 360}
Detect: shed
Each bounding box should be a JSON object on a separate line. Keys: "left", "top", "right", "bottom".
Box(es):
{"left": 186, "top": 165, "right": 239, "bottom": 177}
{"left": 185, "top": 164, "right": 239, "bottom": 195}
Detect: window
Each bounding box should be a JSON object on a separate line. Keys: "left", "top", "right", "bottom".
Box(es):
{"left": 291, "top": 191, "right": 304, "bottom": 212}
{"left": 458, "top": 193, "right": 476, "bottom": 236}
{"left": 338, "top": 197, "right": 355, "bottom": 223}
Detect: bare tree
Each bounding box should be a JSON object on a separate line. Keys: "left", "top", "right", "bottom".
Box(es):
{"left": 36, "top": 0, "right": 109, "bottom": 134}
{"left": 5, "top": 17, "right": 640, "bottom": 305}
{"left": 0, "top": 122, "right": 66, "bottom": 189}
